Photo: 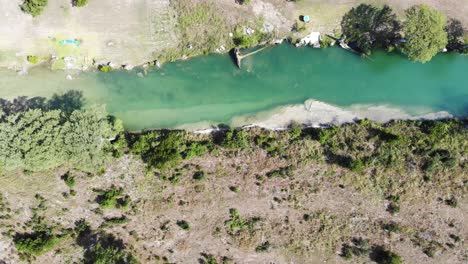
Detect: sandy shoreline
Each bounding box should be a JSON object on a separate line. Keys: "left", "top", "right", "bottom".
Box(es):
{"left": 176, "top": 99, "right": 453, "bottom": 133}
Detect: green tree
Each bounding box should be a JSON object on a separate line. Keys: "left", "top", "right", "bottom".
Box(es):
{"left": 445, "top": 18, "right": 465, "bottom": 51}
{"left": 401, "top": 4, "right": 448, "bottom": 63}
{"left": 21, "top": 0, "right": 48, "bottom": 17}
{"left": 0, "top": 97, "right": 122, "bottom": 172}
{"left": 341, "top": 4, "right": 400, "bottom": 55}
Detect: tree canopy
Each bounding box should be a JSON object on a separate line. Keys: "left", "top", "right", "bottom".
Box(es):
{"left": 401, "top": 4, "right": 448, "bottom": 63}
{"left": 341, "top": 4, "right": 400, "bottom": 55}
{"left": 21, "top": 0, "right": 48, "bottom": 17}
{"left": 0, "top": 92, "right": 123, "bottom": 172}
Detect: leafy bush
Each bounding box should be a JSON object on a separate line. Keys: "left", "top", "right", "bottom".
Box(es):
{"left": 61, "top": 172, "right": 75, "bottom": 188}
{"left": 255, "top": 241, "right": 271, "bottom": 252}
{"left": 98, "top": 65, "right": 114, "bottom": 73}
{"left": 21, "top": 0, "right": 48, "bottom": 17}
{"left": 193, "top": 171, "right": 205, "bottom": 181}
{"left": 225, "top": 208, "right": 260, "bottom": 235}
{"left": 27, "top": 56, "right": 40, "bottom": 64}
{"left": 83, "top": 234, "right": 138, "bottom": 264}
{"left": 266, "top": 166, "right": 293, "bottom": 178}
{"left": 233, "top": 26, "right": 264, "bottom": 48}
{"left": 131, "top": 131, "right": 208, "bottom": 169}
{"left": 222, "top": 129, "right": 249, "bottom": 149}
{"left": 95, "top": 186, "right": 130, "bottom": 210}
{"left": 371, "top": 247, "right": 402, "bottom": 264}
{"left": 73, "top": 0, "right": 88, "bottom": 7}
{"left": 176, "top": 220, "right": 190, "bottom": 230}
{"left": 14, "top": 231, "right": 66, "bottom": 256}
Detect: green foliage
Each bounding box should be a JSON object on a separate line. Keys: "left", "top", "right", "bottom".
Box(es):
{"left": 83, "top": 234, "right": 138, "bottom": 264}
{"left": 255, "top": 133, "right": 284, "bottom": 155}
{"left": 341, "top": 238, "right": 371, "bottom": 260}
{"left": 95, "top": 186, "right": 130, "bottom": 210}
{"left": 372, "top": 247, "right": 402, "bottom": 264}
{"left": 14, "top": 232, "right": 66, "bottom": 256}
{"left": 237, "top": 0, "right": 250, "bottom": 5}
{"left": 255, "top": 241, "right": 271, "bottom": 252}
{"left": 266, "top": 166, "right": 293, "bottom": 179}
{"left": 233, "top": 28, "right": 264, "bottom": 48}
{"left": 445, "top": 19, "right": 465, "bottom": 51}
{"left": 73, "top": 0, "right": 88, "bottom": 7}
{"left": 131, "top": 131, "right": 204, "bottom": 169}
{"left": 98, "top": 65, "right": 114, "bottom": 73}
{"left": 401, "top": 4, "right": 448, "bottom": 63}
{"left": 176, "top": 220, "right": 190, "bottom": 230}
{"left": 193, "top": 171, "right": 205, "bottom": 181}
{"left": 0, "top": 93, "right": 122, "bottom": 172}
{"left": 222, "top": 129, "right": 249, "bottom": 149}
{"left": 341, "top": 4, "right": 400, "bottom": 54}
{"left": 21, "top": 0, "right": 48, "bottom": 17}
{"left": 27, "top": 56, "right": 40, "bottom": 64}
{"left": 225, "top": 208, "right": 259, "bottom": 235}
{"left": 61, "top": 172, "right": 76, "bottom": 188}
{"left": 184, "top": 142, "right": 208, "bottom": 159}
{"left": 102, "top": 216, "right": 130, "bottom": 228}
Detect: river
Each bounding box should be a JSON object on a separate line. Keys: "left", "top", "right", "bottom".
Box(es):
{"left": 0, "top": 44, "right": 467, "bottom": 130}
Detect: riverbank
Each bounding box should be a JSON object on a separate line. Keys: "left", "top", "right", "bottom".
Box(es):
{"left": 1, "top": 113, "right": 466, "bottom": 263}
{"left": 1, "top": 0, "right": 467, "bottom": 73}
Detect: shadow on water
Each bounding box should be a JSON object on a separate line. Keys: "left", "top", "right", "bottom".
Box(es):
{"left": 0, "top": 90, "right": 84, "bottom": 117}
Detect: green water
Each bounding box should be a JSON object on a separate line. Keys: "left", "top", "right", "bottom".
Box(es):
{"left": 0, "top": 44, "right": 467, "bottom": 129}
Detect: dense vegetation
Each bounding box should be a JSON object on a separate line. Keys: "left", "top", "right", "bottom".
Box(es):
{"left": 21, "top": 0, "right": 48, "bottom": 17}
{"left": 72, "top": 0, "right": 88, "bottom": 7}
{"left": 341, "top": 3, "right": 466, "bottom": 62}
{"left": 341, "top": 4, "right": 400, "bottom": 55}
{"left": 0, "top": 92, "right": 123, "bottom": 172}
{"left": 401, "top": 4, "right": 448, "bottom": 63}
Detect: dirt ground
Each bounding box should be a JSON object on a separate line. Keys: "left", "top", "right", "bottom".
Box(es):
{"left": 0, "top": 140, "right": 466, "bottom": 263}
{"left": 0, "top": 0, "right": 466, "bottom": 72}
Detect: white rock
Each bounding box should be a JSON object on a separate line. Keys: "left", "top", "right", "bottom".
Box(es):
{"left": 66, "top": 75, "right": 73, "bottom": 80}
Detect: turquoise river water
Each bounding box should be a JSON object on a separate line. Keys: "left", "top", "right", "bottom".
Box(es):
{"left": 0, "top": 44, "right": 467, "bottom": 130}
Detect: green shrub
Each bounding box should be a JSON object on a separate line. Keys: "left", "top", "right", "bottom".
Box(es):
{"left": 95, "top": 186, "right": 129, "bottom": 210}
{"left": 14, "top": 232, "right": 66, "bottom": 256}
{"left": 102, "top": 216, "right": 129, "bottom": 228}
{"left": 21, "top": 0, "right": 48, "bottom": 17}
{"left": 266, "top": 166, "right": 293, "bottom": 179}
{"left": 233, "top": 26, "right": 264, "bottom": 48}
{"left": 255, "top": 241, "right": 270, "bottom": 252}
{"left": 372, "top": 247, "right": 402, "bottom": 264}
{"left": 98, "top": 65, "right": 114, "bottom": 73}
{"left": 222, "top": 129, "right": 249, "bottom": 149}
{"left": 184, "top": 142, "right": 208, "bottom": 159}
{"left": 84, "top": 234, "right": 138, "bottom": 264}
{"left": 193, "top": 171, "right": 205, "bottom": 181}
{"left": 27, "top": 56, "right": 40, "bottom": 64}
{"left": 73, "top": 0, "right": 88, "bottom": 7}
{"left": 225, "top": 208, "right": 260, "bottom": 235}
{"left": 61, "top": 172, "right": 75, "bottom": 188}
{"left": 341, "top": 244, "right": 354, "bottom": 260}
{"left": 176, "top": 220, "right": 190, "bottom": 230}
